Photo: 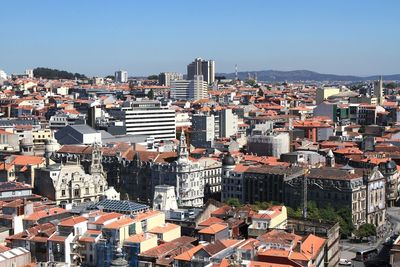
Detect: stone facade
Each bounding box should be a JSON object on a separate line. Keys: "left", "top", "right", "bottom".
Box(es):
{"left": 35, "top": 144, "right": 108, "bottom": 205}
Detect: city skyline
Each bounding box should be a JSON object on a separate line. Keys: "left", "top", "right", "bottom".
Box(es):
{"left": 1, "top": 0, "right": 400, "bottom": 76}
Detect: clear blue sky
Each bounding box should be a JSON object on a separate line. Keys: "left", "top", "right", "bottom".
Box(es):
{"left": 1, "top": 0, "right": 399, "bottom": 77}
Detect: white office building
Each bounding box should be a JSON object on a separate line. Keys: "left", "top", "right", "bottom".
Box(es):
{"left": 170, "top": 75, "right": 208, "bottom": 101}
{"left": 122, "top": 100, "right": 176, "bottom": 141}
{"left": 0, "top": 70, "right": 7, "bottom": 80}
{"left": 159, "top": 72, "right": 183, "bottom": 86}
{"left": 115, "top": 70, "right": 128, "bottom": 83}
{"left": 25, "top": 69, "right": 34, "bottom": 79}
{"left": 219, "top": 109, "right": 238, "bottom": 138}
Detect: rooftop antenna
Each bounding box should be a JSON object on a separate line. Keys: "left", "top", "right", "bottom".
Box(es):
{"left": 235, "top": 64, "right": 238, "bottom": 81}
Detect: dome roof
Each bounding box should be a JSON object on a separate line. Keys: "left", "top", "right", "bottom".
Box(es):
{"left": 222, "top": 153, "right": 235, "bottom": 166}
{"left": 386, "top": 160, "right": 397, "bottom": 171}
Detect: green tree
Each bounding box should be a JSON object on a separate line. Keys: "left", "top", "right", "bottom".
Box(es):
{"left": 251, "top": 201, "right": 273, "bottom": 211}
{"left": 385, "top": 82, "right": 397, "bottom": 89}
{"left": 287, "top": 207, "right": 302, "bottom": 218}
{"left": 354, "top": 223, "right": 376, "bottom": 240}
{"left": 147, "top": 75, "right": 158, "bottom": 80}
{"left": 257, "top": 88, "right": 264, "bottom": 97}
{"left": 225, "top": 198, "right": 241, "bottom": 207}
{"left": 147, "top": 89, "right": 155, "bottom": 100}
{"left": 245, "top": 79, "right": 256, "bottom": 87}
{"left": 336, "top": 208, "right": 355, "bottom": 237}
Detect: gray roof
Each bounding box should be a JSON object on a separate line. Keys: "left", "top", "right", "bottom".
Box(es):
{"left": 87, "top": 199, "right": 149, "bottom": 213}
{"left": 69, "top": 124, "right": 97, "bottom": 134}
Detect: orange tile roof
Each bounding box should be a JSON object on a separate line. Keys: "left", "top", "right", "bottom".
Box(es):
{"left": 104, "top": 217, "right": 135, "bottom": 229}
{"left": 174, "top": 244, "right": 204, "bottom": 261}
{"left": 252, "top": 206, "right": 284, "bottom": 220}
{"left": 59, "top": 216, "right": 87, "bottom": 227}
{"left": 198, "top": 223, "right": 228, "bottom": 235}
{"left": 125, "top": 233, "right": 157, "bottom": 243}
{"left": 198, "top": 217, "right": 224, "bottom": 227}
{"left": 90, "top": 212, "right": 124, "bottom": 225}
{"left": 148, "top": 223, "right": 180, "bottom": 234}
{"left": 248, "top": 261, "right": 294, "bottom": 267}
{"left": 300, "top": 234, "right": 326, "bottom": 259}
{"left": 8, "top": 155, "right": 45, "bottom": 166}
{"left": 24, "top": 207, "right": 66, "bottom": 221}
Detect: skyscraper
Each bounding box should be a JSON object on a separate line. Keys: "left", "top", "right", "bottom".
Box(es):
{"left": 187, "top": 58, "right": 215, "bottom": 84}
{"left": 115, "top": 70, "right": 128, "bottom": 83}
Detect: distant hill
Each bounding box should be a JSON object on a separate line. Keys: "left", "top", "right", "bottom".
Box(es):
{"left": 33, "top": 67, "right": 87, "bottom": 80}
{"left": 217, "top": 70, "right": 400, "bottom": 82}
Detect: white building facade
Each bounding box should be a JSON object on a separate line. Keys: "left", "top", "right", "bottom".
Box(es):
{"left": 122, "top": 100, "right": 176, "bottom": 141}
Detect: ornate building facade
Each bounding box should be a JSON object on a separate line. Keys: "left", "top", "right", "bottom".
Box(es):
{"left": 35, "top": 144, "right": 109, "bottom": 205}
{"left": 151, "top": 130, "right": 206, "bottom": 207}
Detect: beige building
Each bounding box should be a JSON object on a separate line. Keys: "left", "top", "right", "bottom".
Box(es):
{"left": 248, "top": 206, "right": 287, "bottom": 237}
{"left": 316, "top": 87, "right": 340, "bottom": 104}
{"left": 147, "top": 223, "right": 181, "bottom": 242}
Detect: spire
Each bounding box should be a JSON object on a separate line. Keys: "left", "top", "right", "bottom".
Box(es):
{"left": 177, "top": 129, "right": 188, "bottom": 161}
{"left": 90, "top": 142, "right": 103, "bottom": 174}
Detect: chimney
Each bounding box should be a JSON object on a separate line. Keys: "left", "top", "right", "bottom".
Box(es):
{"left": 295, "top": 241, "right": 302, "bottom": 253}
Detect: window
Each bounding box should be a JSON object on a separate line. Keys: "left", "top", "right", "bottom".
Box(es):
{"left": 74, "top": 187, "right": 80, "bottom": 197}
{"left": 86, "top": 188, "right": 89, "bottom": 195}
{"left": 61, "top": 190, "right": 66, "bottom": 196}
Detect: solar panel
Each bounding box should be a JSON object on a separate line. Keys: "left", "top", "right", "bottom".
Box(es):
{"left": 87, "top": 199, "right": 149, "bottom": 213}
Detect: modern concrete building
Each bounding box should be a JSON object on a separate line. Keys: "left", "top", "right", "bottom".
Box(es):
{"left": 191, "top": 114, "right": 215, "bottom": 148}
{"left": 121, "top": 100, "right": 176, "bottom": 141}
{"left": 373, "top": 76, "right": 384, "bottom": 105}
{"left": 54, "top": 124, "right": 106, "bottom": 145}
{"left": 170, "top": 75, "right": 208, "bottom": 100}
{"left": 115, "top": 70, "right": 128, "bottom": 83}
{"left": 247, "top": 130, "right": 290, "bottom": 157}
{"left": 187, "top": 58, "right": 215, "bottom": 84}
{"left": 158, "top": 72, "right": 183, "bottom": 86}
{"left": 218, "top": 109, "right": 238, "bottom": 138}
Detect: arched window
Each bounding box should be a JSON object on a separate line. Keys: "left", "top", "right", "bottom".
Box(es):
{"left": 73, "top": 185, "right": 80, "bottom": 197}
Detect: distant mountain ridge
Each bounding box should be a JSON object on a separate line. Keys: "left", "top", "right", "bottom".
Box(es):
{"left": 217, "top": 69, "right": 400, "bottom": 82}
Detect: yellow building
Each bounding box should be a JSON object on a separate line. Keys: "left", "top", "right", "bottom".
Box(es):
{"left": 248, "top": 206, "right": 288, "bottom": 237}
{"left": 102, "top": 210, "right": 166, "bottom": 244}
{"left": 124, "top": 233, "right": 158, "bottom": 253}
{"left": 32, "top": 129, "right": 52, "bottom": 147}
{"left": 148, "top": 223, "right": 181, "bottom": 242}
{"left": 316, "top": 87, "right": 340, "bottom": 104}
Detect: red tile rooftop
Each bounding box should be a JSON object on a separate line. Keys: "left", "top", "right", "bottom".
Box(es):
{"left": 148, "top": 223, "right": 180, "bottom": 234}
{"left": 198, "top": 223, "right": 228, "bottom": 234}
{"left": 24, "top": 207, "right": 66, "bottom": 221}
{"left": 59, "top": 216, "right": 87, "bottom": 227}
{"left": 198, "top": 217, "right": 224, "bottom": 227}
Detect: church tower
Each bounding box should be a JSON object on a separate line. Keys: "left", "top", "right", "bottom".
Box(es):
{"left": 90, "top": 142, "right": 104, "bottom": 175}
{"left": 326, "top": 149, "right": 335, "bottom": 167}
{"left": 177, "top": 129, "right": 189, "bottom": 163}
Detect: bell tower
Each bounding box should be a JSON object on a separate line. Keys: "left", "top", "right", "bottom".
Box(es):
{"left": 90, "top": 142, "right": 103, "bottom": 175}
